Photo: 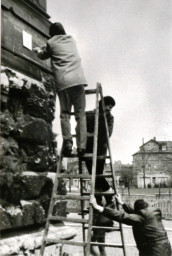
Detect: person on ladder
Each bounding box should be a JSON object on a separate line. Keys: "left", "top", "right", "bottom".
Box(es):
{"left": 90, "top": 198, "right": 113, "bottom": 256}
{"left": 85, "top": 96, "right": 116, "bottom": 255}
{"left": 33, "top": 22, "right": 88, "bottom": 157}
{"left": 85, "top": 96, "right": 116, "bottom": 205}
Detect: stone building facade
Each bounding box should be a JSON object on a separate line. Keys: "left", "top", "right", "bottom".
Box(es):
{"left": 132, "top": 138, "right": 172, "bottom": 188}
{"left": 1, "top": 0, "right": 68, "bottom": 248}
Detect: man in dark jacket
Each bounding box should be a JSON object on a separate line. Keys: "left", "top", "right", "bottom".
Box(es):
{"left": 85, "top": 96, "right": 115, "bottom": 256}
{"left": 85, "top": 96, "right": 115, "bottom": 205}
{"left": 90, "top": 194, "right": 172, "bottom": 256}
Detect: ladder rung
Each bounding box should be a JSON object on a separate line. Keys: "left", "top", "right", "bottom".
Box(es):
{"left": 57, "top": 173, "right": 91, "bottom": 179}
{"left": 91, "top": 242, "right": 124, "bottom": 248}
{"left": 96, "top": 174, "right": 113, "bottom": 178}
{"left": 85, "top": 89, "right": 97, "bottom": 94}
{"left": 54, "top": 195, "right": 90, "bottom": 200}
{"left": 84, "top": 155, "right": 110, "bottom": 160}
{"left": 87, "top": 225, "right": 120, "bottom": 231}
{"left": 82, "top": 209, "right": 89, "bottom": 214}
{"left": 82, "top": 154, "right": 110, "bottom": 159}
{"left": 49, "top": 216, "right": 89, "bottom": 224}
{"left": 46, "top": 239, "right": 87, "bottom": 246}
{"left": 45, "top": 239, "right": 124, "bottom": 249}
{"left": 95, "top": 191, "right": 115, "bottom": 195}
{"left": 64, "top": 154, "right": 110, "bottom": 159}
{"left": 81, "top": 154, "right": 110, "bottom": 159}
{"left": 83, "top": 192, "right": 114, "bottom": 196}
{"left": 72, "top": 133, "right": 94, "bottom": 138}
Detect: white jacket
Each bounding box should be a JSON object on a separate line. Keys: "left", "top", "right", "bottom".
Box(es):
{"left": 38, "top": 35, "right": 87, "bottom": 92}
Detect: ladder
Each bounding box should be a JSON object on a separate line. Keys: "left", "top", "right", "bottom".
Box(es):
{"left": 39, "top": 83, "right": 127, "bottom": 256}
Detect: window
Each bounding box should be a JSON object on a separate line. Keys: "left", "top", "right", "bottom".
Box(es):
{"left": 147, "top": 145, "right": 152, "bottom": 150}
{"left": 152, "top": 177, "right": 156, "bottom": 183}
{"left": 162, "top": 145, "right": 167, "bottom": 151}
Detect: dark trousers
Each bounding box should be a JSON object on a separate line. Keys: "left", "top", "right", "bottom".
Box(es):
{"left": 139, "top": 238, "right": 172, "bottom": 256}
{"left": 58, "top": 85, "right": 87, "bottom": 150}
{"left": 85, "top": 159, "right": 110, "bottom": 191}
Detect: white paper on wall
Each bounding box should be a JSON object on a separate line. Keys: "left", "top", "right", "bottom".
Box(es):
{"left": 23, "top": 31, "right": 32, "bottom": 50}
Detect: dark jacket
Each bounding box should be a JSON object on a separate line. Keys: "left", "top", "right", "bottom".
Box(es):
{"left": 103, "top": 204, "right": 171, "bottom": 256}
{"left": 86, "top": 110, "right": 114, "bottom": 155}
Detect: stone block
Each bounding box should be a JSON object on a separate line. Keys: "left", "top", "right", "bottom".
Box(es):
{"left": 0, "top": 225, "right": 76, "bottom": 255}
{"left": 6, "top": 205, "right": 23, "bottom": 228}
{"left": 21, "top": 171, "right": 50, "bottom": 198}
{"left": 53, "top": 200, "right": 67, "bottom": 217}
{"left": 0, "top": 206, "right": 12, "bottom": 230}
{"left": 21, "top": 200, "right": 35, "bottom": 226}
{"left": 1, "top": 70, "right": 9, "bottom": 90}
{"left": 0, "top": 199, "right": 46, "bottom": 231}
{"left": 0, "top": 240, "right": 20, "bottom": 256}
{"left": 16, "top": 119, "right": 52, "bottom": 145}
{"left": 24, "top": 146, "right": 51, "bottom": 171}
{"left": 0, "top": 172, "right": 54, "bottom": 205}
{"left": 23, "top": 83, "right": 56, "bottom": 122}
{"left": 34, "top": 201, "right": 46, "bottom": 224}
{"left": 1, "top": 137, "right": 19, "bottom": 157}
{"left": 0, "top": 110, "right": 16, "bottom": 136}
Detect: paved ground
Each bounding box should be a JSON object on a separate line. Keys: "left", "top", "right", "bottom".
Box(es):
{"left": 45, "top": 213, "right": 172, "bottom": 256}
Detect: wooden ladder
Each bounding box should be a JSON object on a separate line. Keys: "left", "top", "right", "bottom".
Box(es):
{"left": 39, "top": 83, "right": 127, "bottom": 256}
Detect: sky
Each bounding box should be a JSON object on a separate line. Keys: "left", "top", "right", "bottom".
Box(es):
{"left": 47, "top": 0, "right": 172, "bottom": 164}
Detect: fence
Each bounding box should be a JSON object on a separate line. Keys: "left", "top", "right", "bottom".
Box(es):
{"left": 66, "top": 191, "right": 172, "bottom": 218}
{"left": 122, "top": 193, "right": 172, "bottom": 219}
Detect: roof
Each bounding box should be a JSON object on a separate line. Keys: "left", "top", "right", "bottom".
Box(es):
{"left": 132, "top": 139, "right": 172, "bottom": 156}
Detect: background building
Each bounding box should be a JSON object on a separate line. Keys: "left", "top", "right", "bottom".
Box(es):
{"left": 132, "top": 137, "right": 172, "bottom": 188}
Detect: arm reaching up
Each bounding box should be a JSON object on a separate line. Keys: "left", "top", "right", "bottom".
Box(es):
{"left": 33, "top": 45, "right": 51, "bottom": 60}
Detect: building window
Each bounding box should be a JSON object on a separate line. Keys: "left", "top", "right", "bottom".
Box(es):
{"left": 162, "top": 145, "right": 167, "bottom": 151}
{"left": 152, "top": 177, "right": 156, "bottom": 184}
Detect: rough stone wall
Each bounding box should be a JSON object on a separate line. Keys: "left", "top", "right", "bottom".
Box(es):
{"left": 0, "top": 66, "right": 66, "bottom": 232}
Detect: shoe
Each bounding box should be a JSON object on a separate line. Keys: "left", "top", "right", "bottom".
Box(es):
{"left": 77, "top": 148, "right": 86, "bottom": 157}
{"left": 62, "top": 140, "right": 73, "bottom": 156}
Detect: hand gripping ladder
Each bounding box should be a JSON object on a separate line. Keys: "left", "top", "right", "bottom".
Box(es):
{"left": 39, "top": 83, "right": 127, "bottom": 256}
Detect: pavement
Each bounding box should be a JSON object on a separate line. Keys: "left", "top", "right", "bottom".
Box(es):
{"left": 45, "top": 213, "right": 172, "bottom": 256}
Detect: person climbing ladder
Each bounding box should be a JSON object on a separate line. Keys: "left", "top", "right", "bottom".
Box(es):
{"left": 33, "top": 22, "right": 88, "bottom": 156}
{"left": 85, "top": 96, "right": 116, "bottom": 205}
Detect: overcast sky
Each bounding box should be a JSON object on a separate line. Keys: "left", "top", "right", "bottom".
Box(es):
{"left": 47, "top": 0, "right": 172, "bottom": 164}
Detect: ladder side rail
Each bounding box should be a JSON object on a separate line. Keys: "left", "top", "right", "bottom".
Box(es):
{"left": 99, "top": 85, "right": 118, "bottom": 195}
{"left": 85, "top": 84, "right": 100, "bottom": 256}
{"left": 99, "top": 86, "right": 127, "bottom": 256}
{"left": 39, "top": 147, "right": 63, "bottom": 256}
{"left": 78, "top": 158, "right": 86, "bottom": 256}
{"left": 119, "top": 222, "right": 127, "bottom": 256}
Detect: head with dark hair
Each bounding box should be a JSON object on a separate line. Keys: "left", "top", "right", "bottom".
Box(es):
{"left": 134, "top": 199, "right": 149, "bottom": 212}
{"left": 49, "top": 22, "right": 66, "bottom": 37}
{"left": 99, "top": 96, "right": 116, "bottom": 113}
